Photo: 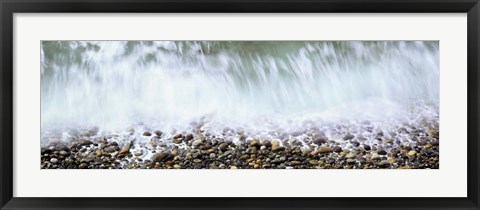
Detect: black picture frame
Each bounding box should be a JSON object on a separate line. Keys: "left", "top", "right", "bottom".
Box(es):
{"left": 1, "top": 0, "right": 479, "bottom": 209}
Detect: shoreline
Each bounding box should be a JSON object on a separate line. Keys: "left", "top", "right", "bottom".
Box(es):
{"left": 41, "top": 125, "right": 439, "bottom": 169}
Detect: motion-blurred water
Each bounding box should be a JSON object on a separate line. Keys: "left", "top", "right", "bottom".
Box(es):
{"left": 41, "top": 41, "right": 439, "bottom": 136}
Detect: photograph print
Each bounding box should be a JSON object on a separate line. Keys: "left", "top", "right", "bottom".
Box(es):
{"left": 40, "top": 41, "right": 439, "bottom": 169}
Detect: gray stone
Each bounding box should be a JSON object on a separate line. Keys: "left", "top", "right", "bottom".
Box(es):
{"left": 78, "top": 163, "right": 88, "bottom": 169}
{"left": 343, "top": 134, "right": 355, "bottom": 140}
{"left": 378, "top": 160, "right": 390, "bottom": 168}
{"left": 192, "top": 140, "right": 202, "bottom": 148}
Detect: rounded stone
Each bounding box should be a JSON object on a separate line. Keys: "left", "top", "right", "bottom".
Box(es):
{"left": 378, "top": 150, "right": 387, "bottom": 155}
{"left": 346, "top": 153, "right": 356, "bottom": 159}
{"left": 407, "top": 150, "right": 417, "bottom": 158}
{"left": 346, "top": 159, "right": 356, "bottom": 164}
{"left": 78, "top": 163, "right": 88, "bottom": 169}
{"left": 378, "top": 160, "right": 390, "bottom": 168}
{"left": 351, "top": 141, "right": 360, "bottom": 147}
{"left": 343, "top": 134, "right": 355, "bottom": 140}
{"left": 318, "top": 147, "right": 333, "bottom": 153}
{"left": 333, "top": 146, "right": 342, "bottom": 153}
{"left": 192, "top": 140, "right": 202, "bottom": 148}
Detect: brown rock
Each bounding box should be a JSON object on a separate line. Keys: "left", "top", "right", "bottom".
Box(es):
{"left": 78, "top": 163, "right": 88, "bottom": 169}
{"left": 333, "top": 146, "right": 342, "bottom": 153}
{"left": 153, "top": 152, "right": 172, "bottom": 162}
{"left": 318, "top": 147, "right": 333, "bottom": 153}
{"left": 271, "top": 140, "right": 285, "bottom": 151}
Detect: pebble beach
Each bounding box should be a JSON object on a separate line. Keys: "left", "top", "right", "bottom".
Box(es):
{"left": 41, "top": 119, "right": 439, "bottom": 169}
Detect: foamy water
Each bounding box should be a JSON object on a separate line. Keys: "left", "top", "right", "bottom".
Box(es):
{"left": 40, "top": 41, "right": 439, "bottom": 145}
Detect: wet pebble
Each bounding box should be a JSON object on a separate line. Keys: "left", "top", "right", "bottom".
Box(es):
{"left": 344, "top": 134, "right": 355, "bottom": 140}
{"left": 363, "top": 145, "right": 371, "bottom": 151}
{"left": 378, "top": 150, "right": 387, "bottom": 155}
{"left": 333, "top": 146, "right": 342, "bottom": 153}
